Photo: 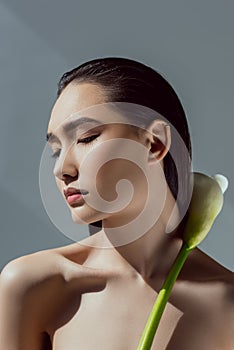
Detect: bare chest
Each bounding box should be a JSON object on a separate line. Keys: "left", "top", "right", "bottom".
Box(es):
{"left": 41, "top": 245, "right": 233, "bottom": 350}
{"left": 46, "top": 266, "right": 229, "bottom": 350}
{"left": 47, "top": 274, "right": 225, "bottom": 350}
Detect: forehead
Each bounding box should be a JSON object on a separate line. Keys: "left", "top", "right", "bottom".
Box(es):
{"left": 47, "top": 82, "right": 146, "bottom": 143}
{"left": 48, "top": 82, "right": 107, "bottom": 132}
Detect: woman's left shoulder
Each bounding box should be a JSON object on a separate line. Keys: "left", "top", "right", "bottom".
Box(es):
{"left": 192, "top": 247, "right": 234, "bottom": 309}
{"left": 214, "top": 271, "right": 234, "bottom": 347}
{"left": 186, "top": 249, "right": 234, "bottom": 346}
{"left": 184, "top": 247, "right": 234, "bottom": 305}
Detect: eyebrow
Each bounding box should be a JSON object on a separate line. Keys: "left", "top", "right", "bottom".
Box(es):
{"left": 46, "top": 117, "right": 103, "bottom": 143}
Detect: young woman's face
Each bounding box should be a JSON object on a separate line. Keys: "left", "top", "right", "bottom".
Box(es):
{"left": 47, "top": 82, "right": 153, "bottom": 227}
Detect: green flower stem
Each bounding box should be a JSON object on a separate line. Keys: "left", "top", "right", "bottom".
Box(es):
{"left": 137, "top": 242, "right": 193, "bottom": 350}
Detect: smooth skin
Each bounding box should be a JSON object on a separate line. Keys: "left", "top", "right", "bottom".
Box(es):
{"left": 0, "top": 83, "right": 233, "bottom": 350}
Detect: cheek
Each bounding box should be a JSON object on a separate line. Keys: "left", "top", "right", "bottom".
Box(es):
{"left": 78, "top": 139, "right": 148, "bottom": 200}
{"left": 96, "top": 159, "right": 148, "bottom": 200}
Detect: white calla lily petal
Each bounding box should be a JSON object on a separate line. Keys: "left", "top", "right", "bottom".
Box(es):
{"left": 212, "top": 174, "right": 229, "bottom": 194}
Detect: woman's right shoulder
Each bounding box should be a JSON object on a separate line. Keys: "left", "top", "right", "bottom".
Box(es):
{"left": 0, "top": 246, "right": 99, "bottom": 334}
{"left": 0, "top": 244, "right": 91, "bottom": 289}
{"left": 0, "top": 247, "right": 97, "bottom": 347}
{"left": 0, "top": 242, "right": 107, "bottom": 300}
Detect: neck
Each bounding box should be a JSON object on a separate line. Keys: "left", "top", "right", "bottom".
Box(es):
{"left": 91, "top": 185, "right": 185, "bottom": 282}
{"left": 113, "top": 222, "right": 183, "bottom": 281}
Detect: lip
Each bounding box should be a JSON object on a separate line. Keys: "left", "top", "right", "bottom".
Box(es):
{"left": 64, "top": 187, "right": 89, "bottom": 197}
{"left": 66, "top": 193, "right": 86, "bottom": 205}
{"left": 63, "top": 187, "right": 89, "bottom": 205}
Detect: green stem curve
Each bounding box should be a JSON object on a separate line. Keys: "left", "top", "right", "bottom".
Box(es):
{"left": 137, "top": 243, "right": 193, "bottom": 350}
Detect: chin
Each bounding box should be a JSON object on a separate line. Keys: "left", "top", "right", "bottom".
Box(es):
{"left": 70, "top": 208, "right": 105, "bottom": 226}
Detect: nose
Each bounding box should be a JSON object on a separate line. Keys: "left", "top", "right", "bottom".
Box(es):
{"left": 53, "top": 147, "right": 78, "bottom": 185}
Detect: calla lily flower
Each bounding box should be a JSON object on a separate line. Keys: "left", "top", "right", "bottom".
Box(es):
{"left": 183, "top": 172, "right": 228, "bottom": 249}
{"left": 137, "top": 172, "right": 229, "bottom": 350}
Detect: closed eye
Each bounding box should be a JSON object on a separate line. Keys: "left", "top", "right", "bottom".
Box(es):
{"left": 50, "top": 134, "right": 100, "bottom": 158}
{"left": 78, "top": 134, "right": 100, "bottom": 145}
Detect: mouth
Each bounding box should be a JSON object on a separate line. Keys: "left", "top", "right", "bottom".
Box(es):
{"left": 66, "top": 193, "right": 87, "bottom": 205}
{"left": 64, "top": 188, "right": 89, "bottom": 205}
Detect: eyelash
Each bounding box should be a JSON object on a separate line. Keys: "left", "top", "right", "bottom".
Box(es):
{"left": 51, "top": 134, "right": 100, "bottom": 158}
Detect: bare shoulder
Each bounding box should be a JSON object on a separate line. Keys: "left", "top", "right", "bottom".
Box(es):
{"left": 0, "top": 244, "right": 109, "bottom": 329}
{"left": 0, "top": 246, "right": 94, "bottom": 348}
{"left": 0, "top": 242, "right": 102, "bottom": 296}
{"left": 0, "top": 241, "right": 96, "bottom": 284}
{"left": 0, "top": 247, "right": 86, "bottom": 330}
{"left": 183, "top": 246, "right": 233, "bottom": 282}
{"left": 187, "top": 247, "right": 234, "bottom": 296}
{"left": 0, "top": 249, "right": 74, "bottom": 301}
{"left": 201, "top": 264, "right": 234, "bottom": 348}
{"left": 170, "top": 249, "right": 234, "bottom": 348}
{"left": 0, "top": 250, "right": 65, "bottom": 348}
{"left": 0, "top": 251, "right": 61, "bottom": 329}
{"left": 179, "top": 247, "right": 234, "bottom": 314}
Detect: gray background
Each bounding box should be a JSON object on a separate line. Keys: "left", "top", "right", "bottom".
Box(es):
{"left": 0, "top": 0, "right": 233, "bottom": 271}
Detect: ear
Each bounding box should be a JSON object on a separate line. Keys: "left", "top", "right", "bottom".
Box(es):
{"left": 144, "top": 119, "right": 171, "bottom": 164}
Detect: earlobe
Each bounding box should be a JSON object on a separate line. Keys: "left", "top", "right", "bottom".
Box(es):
{"left": 146, "top": 120, "right": 171, "bottom": 164}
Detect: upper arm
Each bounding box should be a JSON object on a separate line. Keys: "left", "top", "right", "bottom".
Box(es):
{"left": 0, "top": 256, "right": 52, "bottom": 350}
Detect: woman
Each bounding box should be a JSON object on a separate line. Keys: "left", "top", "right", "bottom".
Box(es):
{"left": 0, "top": 57, "right": 233, "bottom": 349}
